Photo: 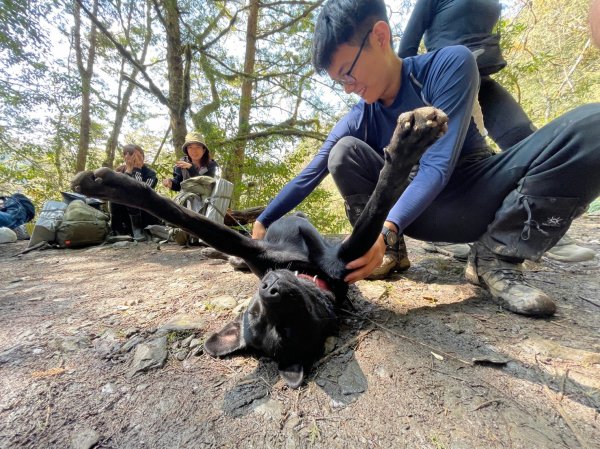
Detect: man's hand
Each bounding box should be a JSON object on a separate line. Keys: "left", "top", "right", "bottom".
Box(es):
{"left": 124, "top": 153, "right": 135, "bottom": 173}
{"left": 132, "top": 151, "right": 144, "bottom": 169}
{"left": 124, "top": 150, "right": 144, "bottom": 173}
{"left": 252, "top": 220, "right": 266, "bottom": 240}
{"left": 162, "top": 178, "right": 173, "bottom": 189}
{"left": 343, "top": 234, "right": 386, "bottom": 283}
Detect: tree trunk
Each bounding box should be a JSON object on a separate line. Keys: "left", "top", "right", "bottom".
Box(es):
{"left": 162, "top": 0, "right": 188, "bottom": 157}
{"left": 224, "top": 0, "right": 258, "bottom": 207}
{"left": 74, "top": 0, "right": 99, "bottom": 173}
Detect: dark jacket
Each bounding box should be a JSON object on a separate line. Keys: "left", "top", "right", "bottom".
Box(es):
{"left": 168, "top": 157, "right": 219, "bottom": 192}
{"left": 398, "top": 0, "right": 506, "bottom": 75}
{"left": 116, "top": 164, "right": 158, "bottom": 189}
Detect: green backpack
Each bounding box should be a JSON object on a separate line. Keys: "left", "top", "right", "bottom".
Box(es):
{"left": 56, "top": 200, "right": 110, "bottom": 248}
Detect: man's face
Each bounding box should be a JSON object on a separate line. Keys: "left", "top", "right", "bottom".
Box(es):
{"left": 325, "top": 22, "right": 397, "bottom": 106}
{"left": 327, "top": 37, "right": 375, "bottom": 102}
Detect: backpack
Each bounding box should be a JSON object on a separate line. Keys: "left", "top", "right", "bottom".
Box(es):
{"left": 171, "top": 177, "right": 233, "bottom": 246}
{"left": 28, "top": 201, "right": 68, "bottom": 247}
{"left": 55, "top": 200, "right": 110, "bottom": 248}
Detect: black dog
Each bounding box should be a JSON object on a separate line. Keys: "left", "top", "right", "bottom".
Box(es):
{"left": 72, "top": 107, "right": 447, "bottom": 388}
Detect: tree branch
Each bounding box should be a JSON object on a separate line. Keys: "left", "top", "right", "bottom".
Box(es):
{"left": 73, "top": 0, "right": 171, "bottom": 108}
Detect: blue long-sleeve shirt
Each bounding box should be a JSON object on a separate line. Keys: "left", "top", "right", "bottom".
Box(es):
{"left": 258, "top": 45, "right": 486, "bottom": 234}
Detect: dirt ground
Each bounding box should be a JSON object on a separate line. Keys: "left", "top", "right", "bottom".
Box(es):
{"left": 0, "top": 215, "right": 599, "bottom": 449}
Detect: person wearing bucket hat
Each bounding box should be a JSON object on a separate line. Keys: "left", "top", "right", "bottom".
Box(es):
{"left": 163, "top": 132, "right": 219, "bottom": 191}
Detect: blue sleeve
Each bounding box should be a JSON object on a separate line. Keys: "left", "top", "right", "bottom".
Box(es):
{"left": 258, "top": 105, "right": 365, "bottom": 227}
{"left": 387, "top": 46, "right": 479, "bottom": 232}
{"left": 398, "top": 0, "right": 434, "bottom": 58}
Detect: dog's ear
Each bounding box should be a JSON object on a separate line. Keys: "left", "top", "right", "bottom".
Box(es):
{"left": 204, "top": 320, "right": 246, "bottom": 356}
{"left": 278, "top": 363, "right": 304, "bottom": 389}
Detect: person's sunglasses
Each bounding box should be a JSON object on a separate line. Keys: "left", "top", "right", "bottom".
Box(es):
{"left": 334, "top": 29, "right": 372, "bottom": 86}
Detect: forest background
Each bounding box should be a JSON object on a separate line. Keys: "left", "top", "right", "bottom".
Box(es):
{"left": 1, "top": 0, "right": 599, "bottom": 234}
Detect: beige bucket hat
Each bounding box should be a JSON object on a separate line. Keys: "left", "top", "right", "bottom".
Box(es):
{"left": 182, "top": 132, "right": 209, "bottom": 155}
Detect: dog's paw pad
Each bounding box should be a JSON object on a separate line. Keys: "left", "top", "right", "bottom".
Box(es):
{"left": 392, "top": 107, "right": 447, "bottom": 149}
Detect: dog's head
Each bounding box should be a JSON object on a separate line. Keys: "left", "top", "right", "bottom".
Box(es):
{"left": 204, "top": 269, "right": 338, "bottom": 388}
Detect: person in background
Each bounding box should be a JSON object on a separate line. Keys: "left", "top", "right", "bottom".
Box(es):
{"left": 398, "top": 0, "right": 535, "bottom": 150}
{"left": 111, "top": 144, "right": 159, "bottom": 241}
{"left": 0, "top": 193, "right": 35, "bottom": 240}
{"left": 253, "top": 0, "right": 600, "bottom": 318}
{"left": 398, "top": 0, "right": 595, "bottom": 263}
{"left": 162, "top": 132, "right": 219, "bottom": 192}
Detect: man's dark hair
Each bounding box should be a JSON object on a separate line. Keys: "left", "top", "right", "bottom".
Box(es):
{"left": 312, "top": 0, "right": 389, "bottom": 74}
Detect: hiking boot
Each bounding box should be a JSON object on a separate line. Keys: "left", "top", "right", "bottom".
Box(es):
{"left": 12, "top": 225, "right": 30, "bottom": 240}
{"left": 465, "top": 242, "right": 556, "bottom": 317}
{"left": 367, "top": 235, "right": 410, "bottom": 280}
{"left": 545, "top": 233, "right": 595, "bottom": 263}
{"left": 423, "top": 241, "right": 470, "bottom": 260}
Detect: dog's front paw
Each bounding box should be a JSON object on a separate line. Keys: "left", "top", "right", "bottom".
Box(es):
{"left": 71, "top": 167, "right": 144, "bottom": 205}
{"left": 387, "top": 107, "right": 448, "bottom": 165}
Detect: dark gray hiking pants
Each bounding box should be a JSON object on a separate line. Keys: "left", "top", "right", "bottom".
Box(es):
{"left": 328, "top": 104, "right": 600, "bottom": 262}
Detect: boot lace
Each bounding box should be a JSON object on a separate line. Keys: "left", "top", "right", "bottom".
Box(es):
{"left": 520, "top": 196, "right": 550, "bottom": 241}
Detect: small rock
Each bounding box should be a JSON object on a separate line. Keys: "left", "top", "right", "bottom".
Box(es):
{"left": 101, "top": 383, "right": 116, "bottom": 394}
{"left": 124, "top": 328, "right": 139, "bottom": 338}
{"left": 175, "top": 349, "right": 189, "bottom": 361}
{"left": 158, "top": 316, "right": 204, "bottom": 333}
{"left": 189, "top": 338, "right": 202, "bottom": 350}
{"left": 128, "top": 336, "right": 168, "bottom": 378}
{"left": 374, "top": 366, "right": 392, "bottom": 379}
{"left": 119, "top": 336, "right": 144, "bottom": 354}
{"left": 254, "top": 399, "right": 283, "bottom": 420}
{"left": 70, "top": 428, "right": 100, "bottom": 449}
{"left": 211, "top": 295, "right": 237, "bottom": 310}
{"left": 181, "top": 335, "right": 194, "bottom": 348}
{"left": 323, "top": 336, "right": 337, "bottom": 354}
{"left": 339, "top": 360, "right": 367, "bottom": 395}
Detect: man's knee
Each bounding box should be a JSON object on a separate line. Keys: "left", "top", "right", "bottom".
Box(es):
{"left": 327, "top": 136, "right": 361, "bottom": 177}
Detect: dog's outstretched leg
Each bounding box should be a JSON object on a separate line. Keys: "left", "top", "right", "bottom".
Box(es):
{"left": 339, "top": 106, "right": 448, "bottom": 262}
{"left": 72, "top": 168, "right": 268, "bottom": 269}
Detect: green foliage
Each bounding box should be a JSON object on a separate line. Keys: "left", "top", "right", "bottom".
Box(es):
{"left": 588, "top": 198, "right": 600, "bottom": 214}
{"left": 496, "top": 0, "right": 600, "bottom": 123}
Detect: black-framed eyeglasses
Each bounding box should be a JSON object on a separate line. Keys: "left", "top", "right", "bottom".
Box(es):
{"left": 334, "top": 29, "right": 372, "bottom": 86}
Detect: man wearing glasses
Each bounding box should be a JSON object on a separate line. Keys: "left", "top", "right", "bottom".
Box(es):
{"left": 252, "top": 0, "right": 600, "bottom": 318}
